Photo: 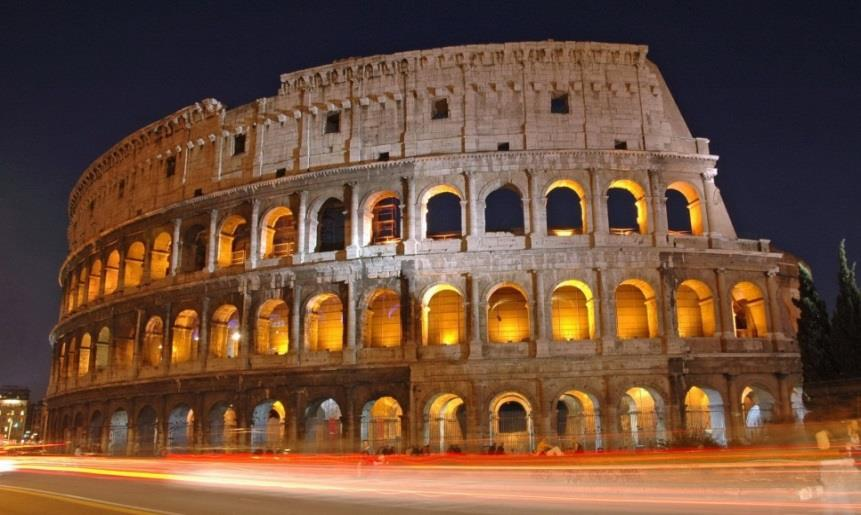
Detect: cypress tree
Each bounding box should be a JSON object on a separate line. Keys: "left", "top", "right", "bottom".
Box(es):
{"left": 830, "top": 240, "right": 861, "bottom": 377}
{"left": 793, "top": 262, "right": 833, "bottom": 382}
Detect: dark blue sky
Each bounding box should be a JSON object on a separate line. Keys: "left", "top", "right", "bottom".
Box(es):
{"left": 1, "top": 1, "right": 859, "bottom": 397}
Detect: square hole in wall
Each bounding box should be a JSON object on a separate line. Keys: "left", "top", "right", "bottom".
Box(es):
{"left": 614, "top": 140, "right": 628, "bottom": 150}
{"left": 431, "top": 98, "right": 449, "bottom": 120}
{"left": 275, "top": 168, "right": 287, "bottom": 178}
{"left": 233, "top": 133, "right": 246, "bottom": 155}
{"left": 377, "top": 152, "right": 390, "bottom": 162}
{"left": 551, "top": 92, "right": 569, "bottom": 114}
{"left": 497, "top": 142, "right": 510, "bottom": 151}
{"left": 194, "top": 188, "right": 204, "bottom": 197}
{"left": 325, "top": 111, "right": 341, "bottom": 134}
{"left": 165, "top": 156, "right": 176, "bottom": 177}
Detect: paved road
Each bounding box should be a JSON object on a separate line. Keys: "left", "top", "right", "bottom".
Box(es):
{"left": 0, "top": 454, "right": 859, "bottom": 514}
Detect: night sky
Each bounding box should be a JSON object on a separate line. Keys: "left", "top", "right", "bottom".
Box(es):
{"left": 1, "top": 1, "right": 859, "bottom": 399}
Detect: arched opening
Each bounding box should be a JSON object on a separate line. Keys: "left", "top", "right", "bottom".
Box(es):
{"left": 791, "top": 386, "right": 808, "bottom": 424}
{"left": 316, "top": 198, "right": 345, "bottom": 252}
{"left": 556, "top": 390, "right": 602, "bottom": 451}
{"left": 150, "top": 232, "right": 172, "bottom": 280}
{"left": 361, "top": 396, "right": 403, "bottom": 453}
{"left": 206, "top": 403, "right": 237, "bottom": 450}
{"left": 65, "top": 338, "right": 77, "bottom": 380}
{"left": 77, "top": 333, "right": 91, "bottom": 377}
{"left": 73, "top": 412, "right": 85, "bottom": 449}
{"left": 256, "top": 299, "right": 289, "bottom": 355}
{"left": 171, "top": 310, "right": 199, "bottom": 364}
{"left": 305, "top": 294, "right": 343, "bottom": 351}
{"left": 76, "top": 268, "right": 87, "bottom": 307}
{"left": 487, "top": 285, "right": 530, "bottom": 343}
{"left": 209, "top": 304, "right": 240, "bottom": 359}
{"left": 424, "top": 394, "right": 466, "bottom": 453}
{"left": 88, "top": 411, "right": 103, "bottom": 452}
{"left": 104, "top": 250, "right": 120, "bottom": 294}
{"left": 142, "top": 316, "right": 163, "bottom": 367}
{"left": 364, "top": 289, "right": 402, "bottom": 348}
{"left": 181, "top": 225, "right": 208, "bottom": 273}
{"left": 607, "top": 179, "right": 648, "bottom": 235}
{"left": 304, "top": 398, "right": 342, "bottom": 453}
{"left": 260, "top": 207, "right": 296, "bottom": 259}
{"left": 490, "top": 393, "right": 533, "bottom": 453}
{"left": 551, "top": 280, "right": 595, "bottom": 341}
{"left": 425, "top": 188, "right": 462, "bottom": 240}
{"left": 731, "top": 282, "right": 768, "bottom": 338}
{"left": 136, "top": 406, "right": 158, "bottom": 456}
{"left": 666, "top": 181, "right": 703, "bottom": 236}
{"left": 422, "top": 285, "right": 464, "bottom": 346}
{"left": 484, "top": 185, "right": 524, "bottom": 235}
{"left": 545, "top": 180, "right": 587, "bottom": 236}
{"left": 124, "top": 241, "right": 145, "bottom": 287}
{"left": 167, "top": 405, "right": 194, "bottom": 453}
{"left": 88, "top": 260, "right": 102, "bottom": 303}
{"left": 217, "top": 215, "right": 249, "bottom": 268}
{"left": 618, "top": 387, "right": 665, "bottom": 449}
{"left": 365, "top": 193, "right": 401, "bottom": 245}
{"left": 615, "top": 279, "right": 659, "bottom": 339}
{"left": 676, "top": 280, "right": 716, "bottom": 337}
{"left": 251, "top": 400, "right": 286, "bottom": 452}
{"left": 108, "top": 409, "right": 128, "bottom": 456}
{"left": 684, "top": 386, "right": 726, "bottom": 446}
{"left": 741, "top": 385, "right": 776, "bottom": 441}
{"left": 65, "top": 275, "right": 76, "bottom": 313}
{"left": 95, "top": 327, "right": 110, "bottom": 371}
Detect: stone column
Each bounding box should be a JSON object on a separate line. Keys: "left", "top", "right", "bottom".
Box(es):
{"left": 132, "top": 309, "right": 144, "bottom": 379}
{"left": 700, "top": 169, "right": 718, "bottom": 238}
{"left": 468, "top": 273, "right": 482, "bottom": 360}
{"left": 169, "top": 218, "right": 182, "bottom": 276}
{"left": 290, "top": 284, "right": 303, "bottom": 359}
{"left": 597, "top": 267, "right": 614, "bottom": 353}
{"left": 206, "top": 209, "right": 219, "bottom": 273}
{"left": 162, "top": 304, "right": 173, "bottom": 375}
{"left": 116, "top": 245, "right": 127, "bottom": 292}
{"left": 403, "top": 176, "right": 418, "bottom": 253}
{"left": 715, "top": 268, "right": 735, "bottom": 341}
{"left": 464, "top": 171, "right": 480, "bottom": 249}
{"left": 248, "top": 199, "right": 261, "bottom": 269}
{"left": 589, "top": 169, "right": 609, "bottom": 240}
{"left": 296, "top": 191, "right": 308, "bottom": 263}
{"left": 401, "top": 272, "right": 417, "bottom": 362}
{"left": 648, "top": 169, "right": 668, "bottom": 242}
{"left": 347, "top": 182, "right": 361, "bottom": 258}
{"left": 343, "top": 279, "right": 357, "bottom": 364}
{"left": 239, "top": 289, "right": 252, "bottom": 366}
{"left": 533, "top": 269, "right": 549, "bottom": 357}
{"left": 526, "top": 169, "right": 542, "bottom": 245}
{"left": 765, "top": 268, "right": 784, "bottom": 343}
{"left": 198, "top": 296, "right": 210, "bottom": 368}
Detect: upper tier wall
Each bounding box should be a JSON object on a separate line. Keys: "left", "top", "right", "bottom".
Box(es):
{"left": 68, "top": 41, "right": 703, "bottom": 250}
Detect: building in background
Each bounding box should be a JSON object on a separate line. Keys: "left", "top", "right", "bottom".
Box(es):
{"left": 25, "top": 400, "right": 46, "bottom": 442}
{"left": 0, "top": 386, "right": 29, "bottom": 443}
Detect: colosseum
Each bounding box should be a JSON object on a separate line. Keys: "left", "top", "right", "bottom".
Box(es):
{"left": 47, "top": 41, "right": 804, "bottom": 456}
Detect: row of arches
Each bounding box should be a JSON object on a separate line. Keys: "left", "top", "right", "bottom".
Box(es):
{"left": 54, "top": 278, "right": 769, "bottom": 382}
{"left": 63, "top": 178, "right": 707, "bottom": 315}
{"left": 56, "top": 384, "right": 799, "bottom": 455}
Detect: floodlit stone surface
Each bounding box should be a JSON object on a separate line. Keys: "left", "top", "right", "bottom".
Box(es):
{"left": 47, "top": 42, "right": 801, "bottom": 454}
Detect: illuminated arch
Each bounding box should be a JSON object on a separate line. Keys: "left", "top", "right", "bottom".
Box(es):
{"left": 489, "top": 392, "right": 534, "bottom": 453}
{"left": 124, "top": 241, "right": 145, "bottom": 287}
{"left": 363, "top": 191, "right": 401, "bottom": 245}
{"left": 104, "top": 250, "right": 120, "bottom": 295}
{"left": 167, "top": 404, "right": 194, "bottom": 453}
{"left": 545, "top": 179, "right": 588, "bottom": 236}
{"left": 150, "top": 232, "right": 172, "bottom": 280}
{"left": 556, "top": 390, "right": 602, "bottom": 451}
{"left": 217, "top": 215, "right": 249, "bottom": 268}
{"left": 666, "top": 181, "right": 704, "bottom": 236}
{"left": 424, "top": 393, "right": 466, "bottom": 452}
{"left": 171, "top": 309, "right": 199, "bottom": 364}
{"left": 422, "top": 184, "right": 463, "bottom": 240}
{"left": 615, "top": 279, "right": 659, "bottom": 339}
{"left": 422, "top": 284, "right": 465, "bottom": 345}
{"left": 95, "top": 327, "right": 111, "bottom": 371}
{"left": 304, "top": 398, "right": 342, "bottom": 453}
{"left": 209, "top": 304, "right": 240, "bottom": 359}
{"left": 741, "top": 385, "right": 776, "bottom": 440}
{"left": 256, "top": 299, "right": 289, "bottom": 355}
{"left": 685, "top": 386, "right": 726, "bottom": 446}
{"left": 206, "top": 403, "right": 238, "bottom": 449}
{"left": 251, "top": 400, "right": 286, "bottom": 452}
{"left": 731, "top": 282, "right": 768, "bottom": 338}
{"left": 484, "top": 184, "right": 524, "bottom": 235}
{"left": 76, "top": 267, "right": 87, "bottom": 307}
{"left": 305, "top": 293, "right": 343, "bottom": 351}
{"left": 607, "top": 179, "right": 648, "bottom": 234}
{"left": 142, "top": 316, "right": 164, "bottom": 367}
{"left": 487, "top": 284, "right": 530, "bottom": 343}
{"left": 78, "top": 333, "right": 91, "bottom": 377}
{"left": 87, "top": 259, "right": 102, "bottom": 303}
{"left": 551, "top": 280, "right": 595, "bottom": 340}
{"left": 363, "top": 289, "right": 402, "bottom": 348}
{"left": 676, "top": 280, "right": 716, "bottom": 337}
{"left": 618, "top": 387, "right": 666, "bottom": 449}
{"left": 260, "top": 207, "right": 296, "bottom": 259}
{"left": 360, "top": 396, "right": 403, "bottom": 452}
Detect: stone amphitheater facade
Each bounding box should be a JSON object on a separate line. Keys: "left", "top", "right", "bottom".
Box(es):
{"left": 46, "top": 41, "right": 803, "bottom": 455}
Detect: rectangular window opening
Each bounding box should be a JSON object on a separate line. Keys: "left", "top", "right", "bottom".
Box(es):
{"left": 233, "top": 133, "right": 246, "bottom": 155}
{"left": 497, "top": 142, "right": 510, "bottom": 151}
{"left": 118, "top": 179, "right": 125, "bottom": 198}
{"left": 551, "top": 92, "right": 570, "bottom": 114}
{"left": 325, "top": 111, "right": 341, "bottom": 134}
{"left": 275, "top": 168, "right": 287, "bottom": 178}
{"left": 431, "top": 98, "right": 449, "bottom": 120}
{"left": 193, "top": 188, "right": 204, "bottom": 197}
{"left": 377, "top": 152, "right": 390, "bottom": 162}
{"left": 614, "top": 140, "right": 628, "bottom": 150}
{"left": 165, "top": 156, "right": 176, "bottom": 177}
